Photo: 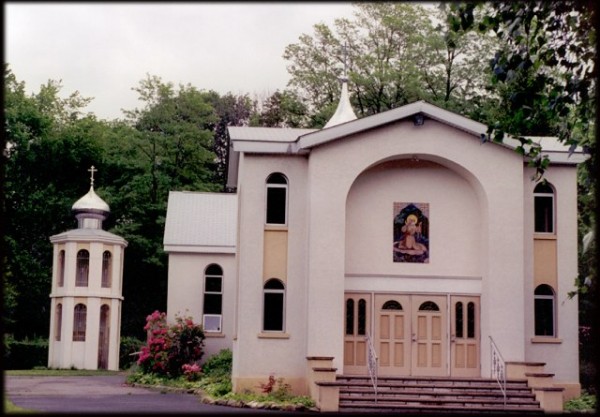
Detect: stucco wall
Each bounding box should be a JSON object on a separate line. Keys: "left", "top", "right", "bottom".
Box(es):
{"left": 523, "top": 165, "right": 580, "bottom": 385}
{"left": 232, "top": 154, "right": 309, "bottom": 392}
{"left": 166, "top": 252, "right": 235, "bottom": 361}
{"left": 345, "top": 159, "right": 482, "bottom": 279}
{"left": 303, "top": 118, "right": 526, "bottom": 374}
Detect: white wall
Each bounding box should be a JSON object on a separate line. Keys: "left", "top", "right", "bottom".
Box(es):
{"left": 523, "top": 166, "right": 580, "bottom": 383}
{"left": 232, "top": 154, "right": 309, "bottom": 383}
{"left": 302, "top": 119, "right": 526, "bottom": 374}
{"left": 166, "top": 252, "right": 235, "bottom": 361}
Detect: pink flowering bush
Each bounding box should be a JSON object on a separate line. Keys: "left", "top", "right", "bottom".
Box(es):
{"left": 137, "top": 310, "right": 205, "bottom": 378}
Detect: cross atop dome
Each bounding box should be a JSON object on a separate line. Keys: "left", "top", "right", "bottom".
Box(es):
{"left": 88, "top": 165, "right": 98, "bottom": 187}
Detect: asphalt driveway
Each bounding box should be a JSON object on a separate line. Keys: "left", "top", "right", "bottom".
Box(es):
{"left": 4, "top": 374, "right": 289, "bottom": 414}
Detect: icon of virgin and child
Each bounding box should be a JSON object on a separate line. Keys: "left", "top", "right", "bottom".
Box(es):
{"left": 393, "top": 203, "right": 429, "bottom": 263}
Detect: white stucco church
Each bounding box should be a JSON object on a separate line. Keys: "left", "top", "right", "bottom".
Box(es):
{"left": 164, "top": 78, "right": 585, "bottom": 407}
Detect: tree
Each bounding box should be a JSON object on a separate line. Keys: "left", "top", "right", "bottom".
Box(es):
{"left": 4, "top": 66, "right": 108, "bottom": 337}
{"left": 283, "top": 3, "right": 497, "bottom": 124}
{"left": 253, "top": 89, "right": 309, "bottom": 128}
{"left": 447, "top": 1, "right": 596, "bottom": 177}
{"left": 203, "top": 91, "right": 254, "bottom": 190}
{"left": 414, "top": 3, "right": 499, "bottom": 118}
{"left": 111, "top": 75, "right": 220, "bottom": 336}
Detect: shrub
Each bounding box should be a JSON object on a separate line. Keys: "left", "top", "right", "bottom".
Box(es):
{"left": 565, "top": 392, "right": 596, "bottom": 412}
{"left": 202, "top": 348, "right": 232, "bottom": 377}
{"left": 119, "top": 336, "right": 145, "bottom": 370}
{"left": 137, "top": 311, "right": 205, "bottom": 378}
{"left": 4, "top": 336, "right": 48, "bottom": 370}
{"left": 199, "top": 349, "right": 233, "bottom": 396}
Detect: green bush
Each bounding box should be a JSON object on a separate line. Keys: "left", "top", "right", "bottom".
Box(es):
{"left": 198, "top": 348, "right": 233, "bottom": 396}
{"left": 202, "top": 348, "right": 232, "bottom": 377}
{"left": 120, "top": 336, "right": 145, "bottom": 370}
{"left": 4, "top": 336, "right": 49, "bottom": 370}
{"left": 565, "top": 392, "right": 596, "bottom": 412}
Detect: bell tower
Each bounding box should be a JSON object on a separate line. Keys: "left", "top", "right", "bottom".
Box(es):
{"left": 48, "top": 166, "right": 127, "bottom": 370}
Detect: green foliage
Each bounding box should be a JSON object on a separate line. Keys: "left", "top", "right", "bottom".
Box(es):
{"left": 565, "top": 392, "right": 596, "bottom": 412}
{"left": 201, "top": 348, "right": 232, "bottom": 378}
{"left": 119, "top": 336, "right": 145, "bottom": 370}
{"left": 4, "top": 336, "right": 49, "bottom": 370}
{"left": 198, "top": 349, "right": 233, "bottom": 396}
{"left": 137, "top": 311, "right": 205, "bottom": 378}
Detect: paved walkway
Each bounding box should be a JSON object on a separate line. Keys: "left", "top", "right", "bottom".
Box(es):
{"left": 5, "top": 374, "right": 287, "bottom": 414}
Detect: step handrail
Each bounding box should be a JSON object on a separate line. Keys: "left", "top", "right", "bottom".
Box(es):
{"left": 365, "top": 331, "right": 378, "bottom": 402}
{"left": 489, "top": 335, "right": 507, "bottom": 407}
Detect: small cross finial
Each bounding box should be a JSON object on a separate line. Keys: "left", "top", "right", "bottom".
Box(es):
{"left": 88, "top": 165, "right": 98, "bottom": 187}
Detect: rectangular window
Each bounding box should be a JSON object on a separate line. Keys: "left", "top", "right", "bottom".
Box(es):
{"left": 534, "top": 195, "right": 554, "bottom": 233}
{"left": 203, "top": 272, "right": 222, "bottom": 333}
{"left": 263, "top": 292, "right": 284, "bottom": 331}
{"left": 534, "top": 298, "right": 555, "bottom": 336}
{"left": 266, "top": 187, "right": 287, "bottom": 224}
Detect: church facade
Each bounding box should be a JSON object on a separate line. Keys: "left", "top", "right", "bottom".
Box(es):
{"left": 164, "top": 98, "right": 584, "bottom": 402}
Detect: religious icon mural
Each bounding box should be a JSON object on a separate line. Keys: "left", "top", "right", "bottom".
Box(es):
{"left": 393, "top": 202, "right": 429, "bottom": 263}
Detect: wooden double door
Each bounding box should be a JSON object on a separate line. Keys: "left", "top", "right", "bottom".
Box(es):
{"left": 344, "top": 293, "right": 480, "bottom": 377}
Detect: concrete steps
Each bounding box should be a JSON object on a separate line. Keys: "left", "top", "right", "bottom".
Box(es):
{"left": 336, "top": 375, "right": 543, "bottom": 414}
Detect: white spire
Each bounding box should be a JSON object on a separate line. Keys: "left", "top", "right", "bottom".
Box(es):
{"left": 324, "top": 43, "right": 357, "bottom": 129}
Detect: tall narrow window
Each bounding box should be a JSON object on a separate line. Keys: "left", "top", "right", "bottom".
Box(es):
{"left": 73, "top": 303, "right": 87, "bottom": 341}
{"left": 102, "top": 251, "right": 112, "bottom": 288}
{"left": 55, "top": 303, "right": 63, "bottom": 341}
{"left": 357, "top": 299, "right": 367, "bottom": 335}
{"left": 76, "top": 250, "right": 89, "bottom": 287}
{"left": 345, "top": 299, "right": 354, "bottom": 335}
{"left": 455, "top": 302, "right": 464, "bottom": 338}
{"left": 263, "top": 279, "right": 285, "bottom": 331}
{"left": 98, "top": 305, "right": 110, "bottom": 369}
{"left": 203, "top": 264, "right": 223, "bottom": 333}
{"left": 467, "top": 302, "right": 475, "bottom": 338}
{"left": 534, "top": 284, "right": 556, "bottom": 336}
{"left": 266, "top": 173, "right": 288, "bottom": 225}
{"left": 534, "top": 182, "right": 555, "bottom": 233}
{"left": 58, "top": 250, "right": 65, "bottom": 287}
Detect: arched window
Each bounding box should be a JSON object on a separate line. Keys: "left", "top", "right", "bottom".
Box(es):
{"left": 534, "top": 284, "right": 556, "bottom": 336}
{"left": 76, "top": 250, "right": 89, "bottom": 287}
{"left": 266, "top": 173, "right": 288, "bottom": 225}
{"left": 203, "top": 264, "right": 223, "bottom": 333}
{"left": 419, "top": 301, "right": 440, "bottom": 311}
{"left": 534, "top": 182, "right": 555, "bottom": 233}
{"left": 58, "top": 250, "right": 65, "bottom": 287}
{"left": 55, "top": 303, "right": 63, "bottom": 341}
{"left": 73, "top": 303, "right": 87, "bottom": 341}
{"left": 101, "top": 251, "right": 112, "bottom": 288}
{"left": 263, "top": 279, "right": 285, "bottom": 331}
{"left": 382, "top": 300, "right": 403, "bottom": 310}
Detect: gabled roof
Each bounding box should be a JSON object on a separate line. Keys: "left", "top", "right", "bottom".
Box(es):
{"left": 163, "top": 191, "right": 237, "bottom": 253}
{"left": 298, "top": 100, "right": 486, "bottom": 150}
{"left": 227, "top": 100, "right": 587, "bottom": 169}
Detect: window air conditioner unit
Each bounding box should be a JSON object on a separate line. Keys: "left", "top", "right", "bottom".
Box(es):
{"left": 203, "top": 314, "right": 222, "bottom": 333}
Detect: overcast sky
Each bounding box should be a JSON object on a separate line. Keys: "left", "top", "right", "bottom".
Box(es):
{"left": 6, "top": 2, "right": 356, "bottom": 120}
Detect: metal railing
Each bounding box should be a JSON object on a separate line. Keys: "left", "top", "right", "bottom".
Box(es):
{"left": 365, "top": 332, "right": 378, "bottom": 402}
{"left": 489, "top": 336, "right": 507, "bottom": 407}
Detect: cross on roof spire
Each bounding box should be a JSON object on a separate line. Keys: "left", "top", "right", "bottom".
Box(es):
{"left": 88, "top": 165, "right": 97, "bottom": 187}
